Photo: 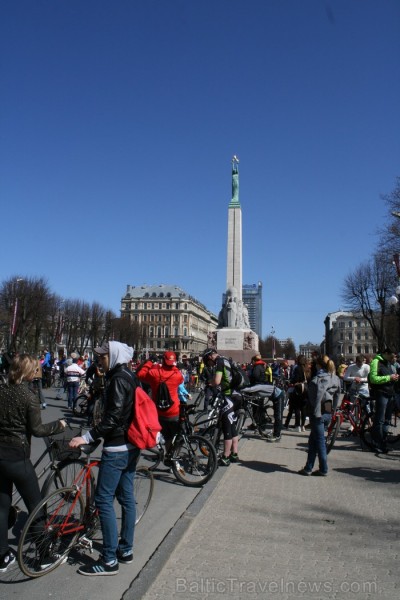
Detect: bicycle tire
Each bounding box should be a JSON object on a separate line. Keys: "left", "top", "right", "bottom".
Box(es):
{"left": 140, "top": 446, "right": 162, "bottom": 471}
{"left": 41, "top": 459, "right": 95, "bottom": 504}
{"left": 326, "top": 414, "right": 341, "bottom": 454}
{"left": 171, "top": 434, "right": 217, "bottom": 487}
{"left": 18, "top": 487, "right": 85, "bottom": 578}
{"left": 73, "top": 394, "right": 88, "bottom": 416}
{"left": 134, "top": 466, "right": 154, "bottom": 524}
{"left": 92, "top": 396, "right": 104, "bottom": 426}
{"left": 236, "top": 409, "right": 246, "bottom": 435}
{"left": 201, "top": 424, "right": 224, "bottom": 458}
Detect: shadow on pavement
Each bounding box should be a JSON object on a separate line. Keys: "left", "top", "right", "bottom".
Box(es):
{"left": 334, "top": 466, "right": 400, "bottom": 484}
{"left": 237, "top": 460, "right": 292, "bottom": 474}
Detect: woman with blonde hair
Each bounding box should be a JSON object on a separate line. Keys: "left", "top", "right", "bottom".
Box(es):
{"left": 298, "top": 355, "right": 340, "bottom": 477}
{"left": 0, "top": 354, "right": 66, "bottom": 572}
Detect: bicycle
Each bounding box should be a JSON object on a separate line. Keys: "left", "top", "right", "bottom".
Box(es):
{"left": 325, "top": 393, "right": 373, "bottom": 454}
{"left": 17, "top": 441, "right": 154, "bottom": 578}
{"left": 141, "top": 404, "right": 218, "bottom": 487}
{"left": 8, "top": 425, "right": 83, "bottom": 529}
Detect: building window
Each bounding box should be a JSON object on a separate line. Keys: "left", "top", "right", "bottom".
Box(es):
{"left": 174, "top": 327, "right": 178, "bottom": 337}
{"left": 357, "top": 345, "right": 362, "bottom": 354}
{"left": 348, "top": 321, "right": 352, "bottom": 328}
{"left": 348, "top": 333, "right": 352, "bottom": 341}
{"left": 183, "top": 315, "right": 188, "bottom": 322}
{"left": 365, "top": 345, "right": 369, "bottom": 354}
{"left": 158, "top": 315, "right": 162, "bottom": 322}
{"left": 149, "top": 327, "right": 154, "bottom": 338}
{"left": 166, "top": 303, "right": 170, "bottom": 309}
{"left": 157, "top": 326, "right": 162, "bottom": 338}
{"left": 340, "top": 333, "right": 344, "bottom": 341}
{"left": 184, "top": 303, "right": 188, "bottom": 310}
{"left": 183, "top": 327, "right": 188, "bottom": 337}
{"left": 348, "top": 345, "right": 353, "bottom": 354}
{"left": 143, "top": 315, "right": 147, "bottom": 322}
{"left": 134, "top": 315, "right": 138, "bottom": 321}
{"left": 165, "top": 327, "right": 169, "bottom": 337}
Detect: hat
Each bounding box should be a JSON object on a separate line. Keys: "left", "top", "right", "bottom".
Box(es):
{"left": 163, "top": 351, "right": 176, "bottom": 366}
{"left": 203, "top": 348, "right": 217, "bottom": 361}
{"left": 94, "top": 342, "right": 110, "bottom": 355}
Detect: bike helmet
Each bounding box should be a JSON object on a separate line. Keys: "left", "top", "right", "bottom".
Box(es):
{"left": 203, "top": 348, "right": 217, "bottom": 362}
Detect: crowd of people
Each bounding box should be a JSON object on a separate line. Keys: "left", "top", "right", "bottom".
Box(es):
{"left": 0, "top": 343, "right": 399, "bottom": 574}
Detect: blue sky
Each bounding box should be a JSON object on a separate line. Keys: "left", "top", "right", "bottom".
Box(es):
{"left": 1, "top": 1, "right": 399, "bottom": 349}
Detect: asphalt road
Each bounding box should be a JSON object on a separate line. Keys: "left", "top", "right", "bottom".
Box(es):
{"left": 0, "top": 385, "right": 216, "bottom": 600}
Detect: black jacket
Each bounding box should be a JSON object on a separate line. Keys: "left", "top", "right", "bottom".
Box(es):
{"left": 0, "top": 383, "right": 63, "bottom": 458}
{"left": 89, "top": 364, "right": 137, "bottom": 447}
{"left": 250, "top": 361, "right": 266, "bottom": 385}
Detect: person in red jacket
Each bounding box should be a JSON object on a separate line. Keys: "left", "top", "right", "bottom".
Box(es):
{"left": 137, "top": 351, "right": 183, "bottom": 462}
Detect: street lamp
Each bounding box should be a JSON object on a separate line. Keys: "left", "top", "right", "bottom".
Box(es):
{"left": 271, "top": 326, "right": 276, "bottom": 360}
{"left": 10, "top": 278, "right": 24, "bottom": 350}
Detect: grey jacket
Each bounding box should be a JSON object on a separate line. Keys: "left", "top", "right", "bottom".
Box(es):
{"left": 307, "top": 372, "right": 341, "bottom": 418}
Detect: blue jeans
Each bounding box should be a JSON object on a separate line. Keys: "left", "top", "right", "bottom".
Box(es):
{"left": 371, "top": 392, "right": 393, "bottom": 448}
{"left": 67, "top": 381, "right": 79, "bottom": 408}
{"left": 95, "top": 448, "right": 140, "bottom": 563}
{"left": 305, "top": 415, "right": 330, "bottom": 474}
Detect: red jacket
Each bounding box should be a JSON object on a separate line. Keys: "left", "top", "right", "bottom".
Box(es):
{"left": 137, "top": 361, "right": 183, "bottom": 418}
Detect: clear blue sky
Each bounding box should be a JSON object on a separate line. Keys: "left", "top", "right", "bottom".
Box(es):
{"left": 1, "top": 1, "right": 399, "bottom": 349}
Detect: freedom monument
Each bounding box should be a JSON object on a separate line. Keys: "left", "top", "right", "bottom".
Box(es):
{"left": 209, "top": 156, "right": 259, "bottom": 363}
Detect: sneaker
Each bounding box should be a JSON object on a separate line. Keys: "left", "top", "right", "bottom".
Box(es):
{"left": 266, "top": 435, "right": 281, "bottom": 443}
{"left": 311, "top": 470, "right": 328, "bottom": 477}
{"left": 117, "top": 550, "right": 133, "bottom": 565}
{"left": 298, "top": 468, "right": 312, "bottom": 476}
{"left": 0, "top": 550, "right": 16, "bottom": 572}
{"left": 301, "top": 426, "right": 306, "bottom": 432}
{"left": 297, "top": 426, "right": 302, "bottom": 432}
{"left": 219, "top": 455, "right": 230, "bottom": 466}
{"left": 40, "top": 554, "right": 68, "bottom": 570}
{"left": 78, "top": 558, "right": 119, "bottom": 576}
{"left": 41, "top": 403, "right": 47, "bottom": 409}
{"left": 229, "top": 453, "right": 240, "bottom": 463}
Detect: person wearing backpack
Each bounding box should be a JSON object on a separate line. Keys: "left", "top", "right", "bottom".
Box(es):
{"left": 202, "top": 348, "right": 242, "bottom": 466}
{"left": 298, "top": 355, "right": 340, "bottom": 477}
{"left": 69, "top": 340, "right": 140, "bottom": 576}
{"left": 136, "top": 351, "right": 183, "bottom": 463}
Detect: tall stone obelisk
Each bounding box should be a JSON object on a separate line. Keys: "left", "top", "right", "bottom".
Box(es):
{"left": 226, "top": 156, "right": 242, "bottom": 300}
{"left": 213, "top": 156, "right": 259, "bottom": 362}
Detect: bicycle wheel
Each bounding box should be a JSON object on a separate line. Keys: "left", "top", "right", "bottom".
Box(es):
{"left": 134, "top": 466, "right": 154, "bottom": 524}
{"left": 202, "top": 425, "right": 224, "bottom": 457}
{"left": 73, "top": 394, "right": 88, "bottom": 416}
{"left": 92, "top": 396, "right": 104, "bottom": 426}
{"left": 171, "top": 434, "right": 217, "bottom": 487}
{"left": 41, "top": 459, "right": 95, "bottom": 504}
{"left": 236, "top": 408, "right": 246, "bottom": 435}
{"left": 325, "top": 414, "right": 341, "bottom": 454}
{"left": 140, "top": 446, "right": 162, "bottom": 471}
{"left": 18, "top": 487, "right": 84, "bottom": 578}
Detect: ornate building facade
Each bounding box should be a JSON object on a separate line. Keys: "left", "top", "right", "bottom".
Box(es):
{"left": 121, "top": 284, "right": 218, "bottom": 358}
{"left": 324, "top": 311, "right": 378, "bottom": 363}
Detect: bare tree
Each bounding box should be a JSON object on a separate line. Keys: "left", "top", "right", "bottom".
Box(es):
{"left": 377, "top": 177, "right": 400, "bottom": 255}
{"left": 259, "top": 335, "right": 283, "bottom": 359}
{"left": 341, "top": 253, "right": 397, "bottom": 349}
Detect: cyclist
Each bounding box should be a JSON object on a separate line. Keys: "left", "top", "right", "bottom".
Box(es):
{"left": 137, "top": 351, "right": 183, "bottom": 463}
{"left": 369, "top": 348, "right": 399, "bottom": 453}
{"left": 0, "top": 354, "right": 66, "bottom": 572}
{"left": 343, "top": 355, "right": 370, "bottom": 421}
{"left": 202, "top": 348, "right": 241, "bottom": 466}
{"left": 70, "top": 340, "right": 139, "bottom": 576}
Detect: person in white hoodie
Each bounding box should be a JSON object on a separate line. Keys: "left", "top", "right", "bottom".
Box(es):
{"left": 70, "top": 341, "right": 139, "bottom": 576}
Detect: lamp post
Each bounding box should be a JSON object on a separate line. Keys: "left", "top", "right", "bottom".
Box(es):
{"left": 271, "top": 326, "right": 276, "bottom": 360}
{"left": 388, "top": 253, "right": 400, "bottom": 349}
{"left": 10, "top": 278, "right": 24, "bottom": 351}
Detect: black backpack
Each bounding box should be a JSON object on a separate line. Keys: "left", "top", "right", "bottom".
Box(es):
{"left": 229, "top": 361, "right": 251, "bottom": 391}
{"left": 156, "top": 381, "right": 173, "bottom": 410}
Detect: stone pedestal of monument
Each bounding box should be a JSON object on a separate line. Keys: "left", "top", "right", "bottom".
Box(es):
{"left": 216, "top": 328, "right": 259, "bottom": 364}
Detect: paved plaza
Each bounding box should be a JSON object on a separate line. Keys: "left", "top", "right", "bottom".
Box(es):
{"left": 128, "top": 425, "right": 400, "bottom": 600}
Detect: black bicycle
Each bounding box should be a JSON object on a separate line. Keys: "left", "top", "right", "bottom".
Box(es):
{"left": 141, "top": 404, "right": 218, "bottom": 487}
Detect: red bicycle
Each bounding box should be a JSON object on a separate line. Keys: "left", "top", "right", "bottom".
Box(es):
{"left": 17, "top": 441, "right": 154, "bottom": 578}
{"left": 325, "top": 393, "right": 372, "bottom": 454}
